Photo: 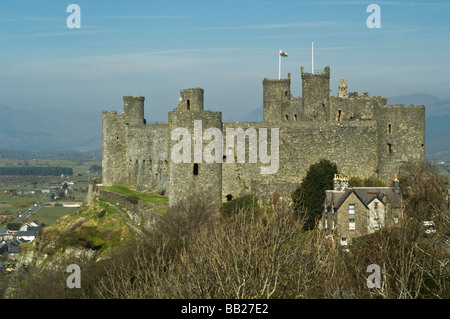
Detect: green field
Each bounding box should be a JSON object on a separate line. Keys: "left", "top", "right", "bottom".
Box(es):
{"left": 104, "top": 185, "right": 168, "bottom": 203}
{"left": 25, "top": 206, "right": 80, "bottom": 226}
{"left": 0, "top": 158, "right": 101, "bottom": 175}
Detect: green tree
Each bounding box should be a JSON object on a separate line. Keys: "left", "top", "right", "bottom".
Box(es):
{"left": 7, "top": 222, "right": 22, "bottom": 231}
{"left": 89, "top": 165, "right": 102, "bottom": 174}
{"left": 292, "top": 159, "right": 338, "bottom": 230}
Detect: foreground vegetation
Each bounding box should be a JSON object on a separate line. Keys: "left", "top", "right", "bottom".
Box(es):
{"left": 104, "top": 185, "right": 168, "bottom": 203}
{"left": 1, "top": 160, "right": 449, "bottom": 299}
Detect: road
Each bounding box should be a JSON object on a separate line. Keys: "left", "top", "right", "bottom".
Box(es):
{"left": 0, "top": 196, "right": 51, "bottom": 234}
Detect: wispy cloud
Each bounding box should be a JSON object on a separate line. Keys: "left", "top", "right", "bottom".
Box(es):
{"left": 181, "top": 20, "right": 335, "bottom": 32}
{"left": 0, "top": 29, "right": 115, "bottom": 41}
{"left": 83, "top": 15, "right": 193, "bottom": 20}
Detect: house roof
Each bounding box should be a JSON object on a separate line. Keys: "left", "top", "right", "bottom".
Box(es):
{"left": 325, "top": 187, "right": 402, "bottom": 211}
{"left": 16, "top": 230, "right": 36, "bottom": 237}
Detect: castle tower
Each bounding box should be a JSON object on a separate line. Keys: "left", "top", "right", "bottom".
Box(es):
{"left": 123, "top": 96, "right": 145, "bottom": 126}
{"left": 301, "top": 66, "right": 330, "bottom": 121}
{"left": 176, "top": 88, "right": 204, "bottom": 111}
{"left": 338, "top": 78, "right": 348, "bottom": 98}
{"left": 376, "top": 104, "right": 425, "bottom": 182}
{"left": 262, "top": 76, "right": 291, "bottom": 123}
{"left": 102, "top": 111, "right": 128, "bottom": 186}
{"left": 168, "top": 88, "right": 222, "bottom": 210}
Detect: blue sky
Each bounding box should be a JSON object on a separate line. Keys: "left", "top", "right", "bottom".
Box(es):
{"left": 0, "top": 0, "right": 449, "bottom": 122}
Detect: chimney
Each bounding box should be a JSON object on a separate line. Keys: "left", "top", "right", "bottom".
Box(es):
{"left": 393, "top": 174, "right": 400, "bottom": 194}
{"left": 333, "top": 174, "right": 348, "bottom": 191}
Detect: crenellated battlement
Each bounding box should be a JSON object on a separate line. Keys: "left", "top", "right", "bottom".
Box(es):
{"left": 102, "top": 66, "right": 425, "bottom": 206}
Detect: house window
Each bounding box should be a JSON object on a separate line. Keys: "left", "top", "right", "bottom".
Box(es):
{"left": 349, "top": 219, "right": 355, "bottom": 230}
{"left": 349, "top": 204, "right": 355, "bottom": 214}
{"left": 341, "top": 238, "right": 347, "bottom": 246}
{"left": 374, "top": 202, "right": 378, "bottom": 211}
{"left": 373, "top": 219, "right": 380, "bottom": 229}
{"left": 393, "top": 217, "right": 399, "bottom": 224}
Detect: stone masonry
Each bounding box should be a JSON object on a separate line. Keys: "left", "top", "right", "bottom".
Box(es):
{"left": 101, "top": 66, "right": 425, "bottom": 207}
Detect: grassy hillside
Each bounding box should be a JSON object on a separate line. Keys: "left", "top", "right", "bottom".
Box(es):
{"left": 20, "top": 198, "right": 139, "bottom": 263}
{"left": 104, "top": 185, "right": 168, "bottom": 203}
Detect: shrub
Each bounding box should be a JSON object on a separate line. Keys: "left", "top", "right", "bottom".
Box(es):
{"left": 219, "top": 194, "right": 259, "bottom": 217}
{"left": 348, "top": 175, "right": 385, "bottom": 187}
{"left": 97, "top": 209, "right": 106, "bottom": 218}
{"left": 291, "top": 159, "right": 338, "bottom": 230}
{"left": 125, "top": 196, "right": 139, "bottom": 204}
{"left": 7, "top": 222, "right": 21, "bottom": 231}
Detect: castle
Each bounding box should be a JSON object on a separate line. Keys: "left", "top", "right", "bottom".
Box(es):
{"left": 101, "top": 66, "right": 425, "bottom": 208}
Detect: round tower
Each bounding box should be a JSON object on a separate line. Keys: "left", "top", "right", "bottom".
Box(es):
{"left": 123, "top": 96, "right": 145, "bottom": 125}
{"left": 178, "top": 88, "right": 204, "bottom": 111}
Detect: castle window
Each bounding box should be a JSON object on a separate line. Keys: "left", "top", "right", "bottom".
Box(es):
{"left": 186, "top": 100, "right": 191, "bottom": 110}
{"left": 387, "top": 123, "right": 392, "bottom": 134}
{"left": 193, "top": 163, "right": 199, "bottom": 176}
{"left": 285, "top": 114, "right": 289, "bottom": 121}
{"left": 294, "top": 114, "right": 298, "bottom": 121}
{"left": 226, "top": 194, "right": 233, "bottom": 201}
{"left": 336, "top": 110, "right": 342, "bottom": 122}
{"left": 387, "top": 143, "right": 393, "bottom": 154}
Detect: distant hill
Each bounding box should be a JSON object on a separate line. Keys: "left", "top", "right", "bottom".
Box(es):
{"left": 225, "top": 105, "right": 263, "bottom": 122}
{"left": 1, "top": 93, "right": 449, "bottom": 163}
{"left": 0, "top": 104, "right": 101, "bottom": 153}
{"left": 387, "top": 93, "right": 441, "bottom": 107}
{"left": 387, "top": 93, "right": 450, "bottom": 117}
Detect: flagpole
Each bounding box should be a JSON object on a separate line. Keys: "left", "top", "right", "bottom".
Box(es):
{"left": 312, "top": 41, "right": 314, "bottom": 74}
{"left": 278, "top": 50, "right": 281, "bottom": 79}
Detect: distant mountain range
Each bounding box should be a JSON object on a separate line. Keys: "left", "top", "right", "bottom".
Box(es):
{"left": 0, "top": 104, "right": 101, "bottom": 153}
{"left": 1, "top": 92, "right": 449, "bottom": 162}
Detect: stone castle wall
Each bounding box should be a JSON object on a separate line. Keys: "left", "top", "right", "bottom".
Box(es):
{"left": 102, "top": 66, "right": 425, "bottom": 207}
